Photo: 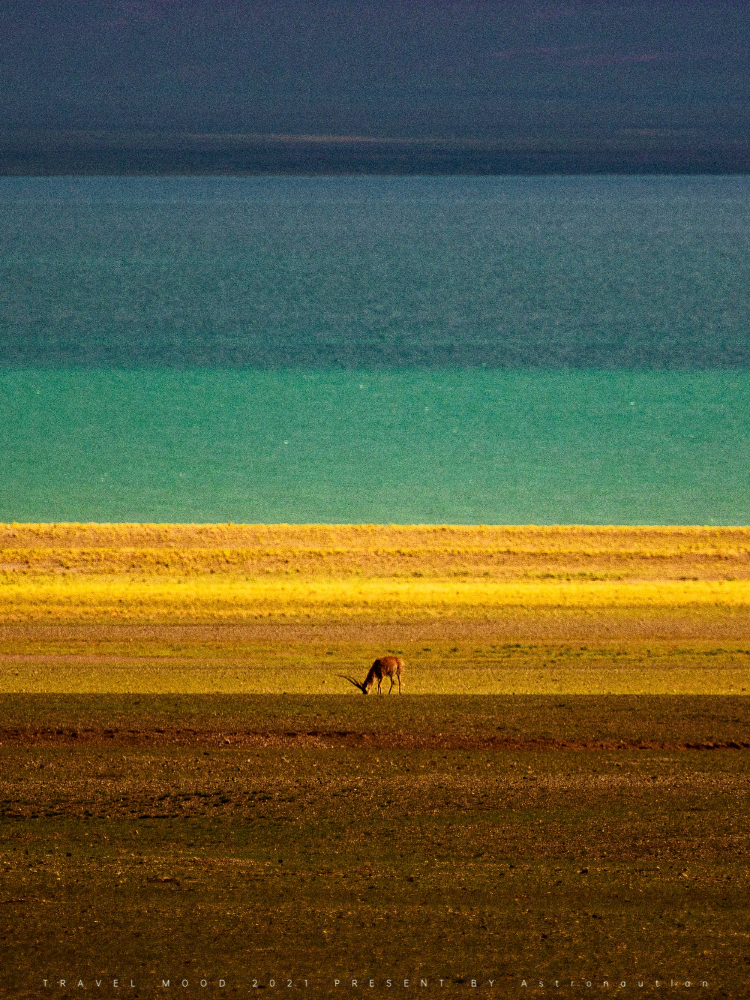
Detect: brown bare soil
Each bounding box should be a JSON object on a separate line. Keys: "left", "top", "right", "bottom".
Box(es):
{"left": 2, "top": 728, "right": 750, "bottom": 752}
{"left": 1, "top": 696, "right": 749, "bottom": 998}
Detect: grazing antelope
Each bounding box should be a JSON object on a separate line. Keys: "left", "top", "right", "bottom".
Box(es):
{"left": 340, "top": 655, "right": 404, "bottom": 694}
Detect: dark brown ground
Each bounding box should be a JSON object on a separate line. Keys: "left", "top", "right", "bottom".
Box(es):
{"left": 1, "top": 696, "right": 749, "bottom": 998}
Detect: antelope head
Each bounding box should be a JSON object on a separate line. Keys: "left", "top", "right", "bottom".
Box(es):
{"left": 338, "top": 674, "right": 369, "bottom": 694}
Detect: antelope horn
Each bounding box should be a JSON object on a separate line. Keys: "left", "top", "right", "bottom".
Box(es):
{"left": 338, "top": 674, "right": 367, "bottom": 693}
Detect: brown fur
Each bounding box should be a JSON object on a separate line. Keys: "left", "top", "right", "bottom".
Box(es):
{"left": 362, "top": 655, "right": 404, "bottom": 694}
{"left": 338, "top": 655, "right": 404, "bottom": 694}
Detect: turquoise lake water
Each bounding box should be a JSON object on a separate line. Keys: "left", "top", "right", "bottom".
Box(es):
{"left": 2, "top": 177, "right": 749, "bottom": 524}
{"left": 2, "top": 369, "right": 749, "bottom": 524}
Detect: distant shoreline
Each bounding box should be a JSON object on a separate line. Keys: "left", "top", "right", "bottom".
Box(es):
{"left": 3, "top": 134, "right": 750, "bottom": 176}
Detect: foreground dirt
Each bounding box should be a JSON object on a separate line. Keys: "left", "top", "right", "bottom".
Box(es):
{"left": 1, "top": 697, "right": 749, "bottom": 997}
{"left": 3, "top": 731, "right": 750, "bottom": 751}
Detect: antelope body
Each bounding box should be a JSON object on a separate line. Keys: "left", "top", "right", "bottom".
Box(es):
{"left": 340, "top": 655, "right": 404, "bottom": 694}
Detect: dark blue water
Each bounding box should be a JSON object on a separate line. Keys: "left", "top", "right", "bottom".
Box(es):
{"left": 3, "top": 175, "right": 750, "bottom": 369}
{"left": 2, "top": 177, "right": 749, "bottom": 523}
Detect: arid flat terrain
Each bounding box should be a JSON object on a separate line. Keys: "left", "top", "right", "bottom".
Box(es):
{"left": 2, "top": 524, "right": 750, "bottom": 694}
{"left": 1, "top": 525, "right": 749, "bottom": 996}
{"left": 2, "top": 695, "right": 749, "bottom": 998}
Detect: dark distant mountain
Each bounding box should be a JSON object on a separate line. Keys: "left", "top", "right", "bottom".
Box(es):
{"left": 2, "top": 131, "right": 750, "bottom": 176}
{"left": 2, "top": 0, "right": 749, "bottom": 174}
